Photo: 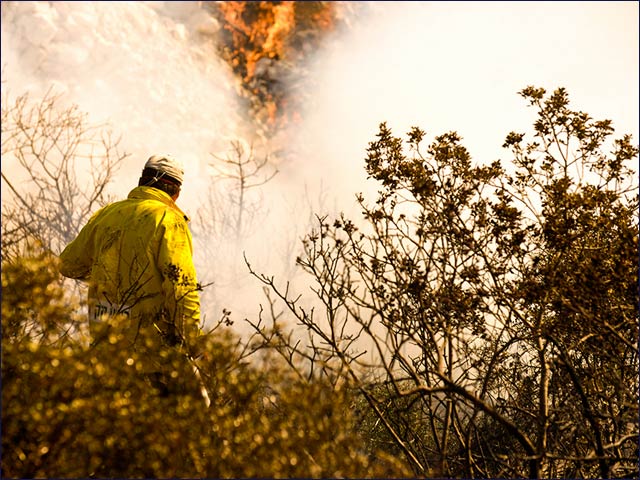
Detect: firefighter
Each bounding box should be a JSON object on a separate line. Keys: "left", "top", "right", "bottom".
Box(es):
{"left": 59, "top": 154, "right": 203, "bottom": 390}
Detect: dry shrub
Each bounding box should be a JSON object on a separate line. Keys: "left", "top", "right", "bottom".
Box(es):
{"left": 2, "top": 252, "right": 410, "bottom": 478}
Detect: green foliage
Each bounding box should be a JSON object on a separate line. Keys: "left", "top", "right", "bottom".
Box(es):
{"left": 2, "top": 254, "right": 409, "bottom": 478}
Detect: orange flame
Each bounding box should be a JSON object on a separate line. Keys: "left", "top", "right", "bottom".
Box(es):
{"left": 213, "top": 1, "right": 342, "bottom": 134}
{"left": 217, "top": 1, "right": 295, "bottom": 82}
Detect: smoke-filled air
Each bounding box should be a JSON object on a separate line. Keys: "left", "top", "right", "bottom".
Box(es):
{"left": 2, "top": 2, "right": 639, "bottom": 478}
{"left": 2, "top": 1, "right": 637, "bottom": 328}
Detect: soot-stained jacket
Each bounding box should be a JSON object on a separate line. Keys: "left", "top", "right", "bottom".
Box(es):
{"left": 59, "top": 186, "right": 201, "bottom": 359}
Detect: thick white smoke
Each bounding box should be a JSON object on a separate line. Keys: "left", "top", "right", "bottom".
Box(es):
{"left": 1, "top": 1, "right": 279, "bottom": 328}
{"left": 290, "top": 1, "right": 638, "bottom": 183}
{"left": 2, "top": 1, "right": 637, "bottom": 331}
{"left": 1, "top": 2, "right": 244, "bottom": 190}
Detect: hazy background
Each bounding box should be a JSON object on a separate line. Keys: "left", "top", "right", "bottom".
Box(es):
{"left": 2, "top": 1, "right": 638, "bottom": 330}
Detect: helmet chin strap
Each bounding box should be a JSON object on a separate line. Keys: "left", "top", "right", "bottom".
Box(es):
{"left": 152, "top": 171, "right": 167, "bottom": 182}
{"left": 143, "top": 170, "right": 167, "bottom": 186}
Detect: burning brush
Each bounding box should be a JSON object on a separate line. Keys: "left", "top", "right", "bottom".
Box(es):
{"left": 206, "top": 1, "right": 355, "bottom": 137}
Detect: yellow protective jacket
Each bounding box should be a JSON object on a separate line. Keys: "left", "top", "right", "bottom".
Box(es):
{"left": 59, "top": 186, "right": 201, "bottom": 361}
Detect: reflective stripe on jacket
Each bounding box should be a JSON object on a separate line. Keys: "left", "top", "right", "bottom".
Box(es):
{"left": 59, "top": 186, "right": 201, "bottom": 353}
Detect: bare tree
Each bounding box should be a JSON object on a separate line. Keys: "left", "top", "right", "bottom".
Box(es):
{"left": 189, "top": 139, "right": 278, "bottom": 328}
{"left": 245, "top": 87, "right": 639, "bottom": 478}
{"left": 1, "top": 88, "right": 127, "bottom": 260}
{"left": 205, "top": 139, "right": 278, "bottom": 241}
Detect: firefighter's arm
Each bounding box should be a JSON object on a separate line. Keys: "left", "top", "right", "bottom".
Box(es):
{"left": 59, "top": 220, "right": 96, "bottom": 281}
{"left": 157, "top": 214, "right": 202, "bottom": 350}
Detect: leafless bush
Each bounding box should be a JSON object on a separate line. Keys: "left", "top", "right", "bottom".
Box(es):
{"left": 1, "top": 88, "right": 127, "bottom": 260}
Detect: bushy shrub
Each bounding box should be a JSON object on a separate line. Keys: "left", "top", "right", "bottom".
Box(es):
{"left": 1, "top": 252, "right": 409, "bottom": 478}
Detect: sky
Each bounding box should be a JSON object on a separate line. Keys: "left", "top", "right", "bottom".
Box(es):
{"left": 1, "top": 1, "right": 638, "bottom": 327}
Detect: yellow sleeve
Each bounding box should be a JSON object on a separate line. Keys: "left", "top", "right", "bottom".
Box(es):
{"left": 157, "top": 212, "right": 202, "bottom": 347}
{"left": 58, "top": 209, "right": 102, "bottom": 281}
